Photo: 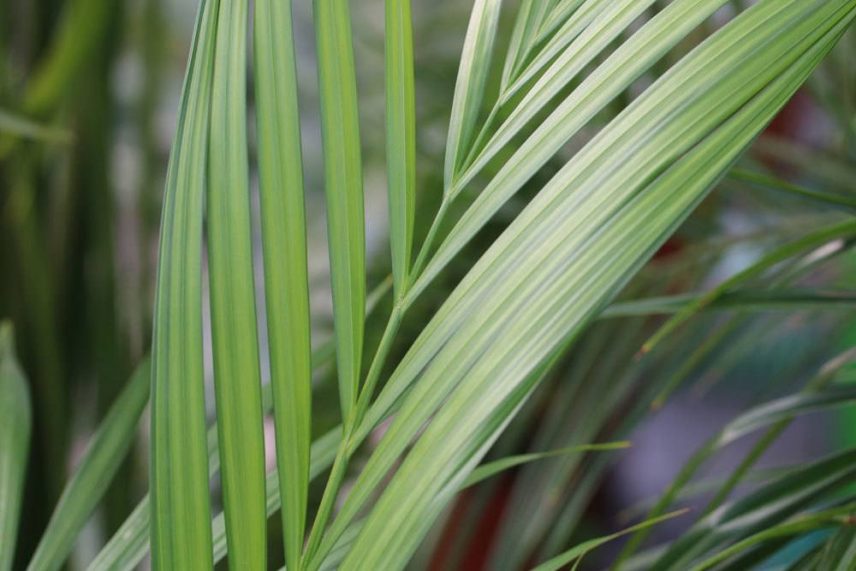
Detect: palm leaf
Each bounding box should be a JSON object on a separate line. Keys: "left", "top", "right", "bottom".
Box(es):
{"left": 385, "top": 0, "right": 417, "bottom": 298}
{"left": 90, "top": 278, "right": 390, "bottom": 569}
{"left": 461, "top": 441, "right": 630, "bottom": 489}
{"left": 602, "top": 289, "right": 856, "bottom": 318}
{"left": 149, "top": 0, "right": 219, "bottom": 566}
{"left": 533, "top": 510, "right": 690, "bottom": 571}
{"left": 618, "top": 354, "right": 856, "bottom": 567}
{"left": 443, "top": 0, "right": 501, "bottom": 189}
{"left": 649, "top": 448, "right": 856, "bottom": 569}
{"left": 687, "top": 505, "right": 856, "bottom": 571}
{"left": 253, "top": 0, "right": 313, "bottom": 568}
{"left": 814, "top": 526, "right": 856, "bottom": 571}
{"left": 207, "top": 0, "right": 268, "bottom": 566}
{"left": 308, "top": 2, "right": 855, "bottom": 568}
{"left": 314, "top": 0, "right": 366, "bottom": 422}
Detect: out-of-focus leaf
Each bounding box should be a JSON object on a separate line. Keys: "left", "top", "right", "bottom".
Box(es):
{"left": 602, "top": 289, "right": 856, "bottom": 318}
{"left": 814, "top": 526, "right": 856, "bottom": 571}
{"left": 618, "top": 353, "right": 856, "bottom": 567}
{"left": 648, "top": 448, "right": 856, "bottom": 570}
{"left": 27, "top": 359, "right": 150, "bottom": 571}
{"left": 313, "top": 5, "right": 856, "bottom": 569}
{"left": 0, "top": 323, "right": 31, "bottom": 571}
{"left": 461, "top": 441, "right": 630, "bottom": 489}
{"left": 532, "top": 510, "right": 689, "bottom": 571}
{"left": 0, "top": 109, "right": 72, "bottom": 144}
{"left": 687, "top": 505, "right": 856, "bottom": 571}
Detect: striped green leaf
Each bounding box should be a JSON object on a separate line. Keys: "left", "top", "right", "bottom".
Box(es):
{"left": 385, "top": 0, "right": 416, "bottom": 298}
{"left": 314, "top": 0, "right": 366, "bottom": 422}
{"left": 368, "top": 0, "right": 854, "bottom": 448}
{"left": 254, "top": 0, "right": 312, "bottom": 569}
{"left": 149, "top": 0, "right": 219, "bottom": 567}
{"left": 308, "top": 3, "right": 855, "bottom": 568}
{"left": 90, "top": 277, "right": 389, "bottom": 570}
{"left": 443, "top": 0, "right": 501, "bottom": 189}
{"left": 208, "top": 0, "right": 268, "bottom": 566}
{"left": 415, "top": 0, "right": 737, "bottom": 299}
{"left": 253, "top": 0, "right": 313, "bottom": 568}
{"left": 499, "top": 0, "right": 608, "bottom": 106}
{"left": 500, "top": 0, "right": 556, "bottom": 92}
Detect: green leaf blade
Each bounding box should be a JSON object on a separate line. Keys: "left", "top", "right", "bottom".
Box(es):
{"left": 149, "top": 0, "right": 219, "bottom": 567}
{"left": 385, "top": 0, "right": 416, "bottom": 298}
{"left": 253, "top": 0, "right": 313, "bottom": 568}
{"left": 207, "top": 0, "right": 267, "bottom": 566}
{"left": 443, "top": 0, "right": 501, "bottom": 189}
{"left": 323, "top": 4, "right": 853, "bottom": 565}
{"left": 314, "top": 0, "right": 366, "bottom": 422}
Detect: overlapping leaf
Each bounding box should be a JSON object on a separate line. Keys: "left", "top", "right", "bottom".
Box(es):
{"left": 307, "top": 2, "right": 856, "bottom": 568}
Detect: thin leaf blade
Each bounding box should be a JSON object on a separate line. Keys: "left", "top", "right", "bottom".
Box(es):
{"left": 27, "top": 359, "right": 150, "bottom": 571}
{"left": 385, "top": 0, "right": 417, "bottom": 298}
{"left": 207, "top": 0, "right": 267, "bottom": 565}
{"left": 253, "top": 0, "right": 313, "bottom": 568}
{"left": 443, "top": 0, "right": 501, "bottom": 189}
{"left": 149, "top": 0, "right": 219, "bottom": 566}
{"left": 314, "top": 0, "right": 366, "bottom": 422}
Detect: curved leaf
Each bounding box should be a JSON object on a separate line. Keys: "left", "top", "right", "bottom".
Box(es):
{"left": 149, "top": 0, "right": 219, "bottom": 566}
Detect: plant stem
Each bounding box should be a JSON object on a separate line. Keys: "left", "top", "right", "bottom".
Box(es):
{"left": 301, "top": 437, "right": 351, "bottom": 566}
{"left": 301, "top": 195, "right": 453, "bottom": 567}
{"left": 411, "top": 200, "right": 449, "bottom": 277}
{"left": 351, "top": 306, "right": 404, "bottom": 439}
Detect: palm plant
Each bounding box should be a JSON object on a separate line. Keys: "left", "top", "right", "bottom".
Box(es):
{"left": 2, "top": 0, "right": 856, "bottom": 569}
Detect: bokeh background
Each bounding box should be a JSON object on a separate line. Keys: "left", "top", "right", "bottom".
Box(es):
{"left": 2, "top": 0, "right": 855, "bottom": 568}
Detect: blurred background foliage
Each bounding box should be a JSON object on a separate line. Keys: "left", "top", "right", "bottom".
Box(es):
{"left": 1, "top": 0, "right": 855, "bottom": 568}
